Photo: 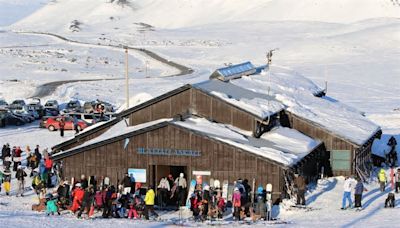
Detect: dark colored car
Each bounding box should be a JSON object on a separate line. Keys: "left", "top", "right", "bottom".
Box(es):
{"left": 64, "top": 100, "right": 82, "bottom": 113}
{"left": 9, "top": 99, "right": 26, "bottom": 109}
{"left": 0, "top": 110, "right": 26, "bottom": 127}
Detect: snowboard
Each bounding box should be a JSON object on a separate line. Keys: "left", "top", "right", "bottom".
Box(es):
{"left": 186, "top": 179, "right": 196, "bottom": 208}
{"left": 210, "top": 178, "right": 215, "bottom": 188}
{"left": 227, "top": 184, "right": 234, "bottom": 206}
{"left": 222, "top": 180, "right": 229, "bottom": 202}
{"left": 266, "top": 183, "right": 273, "bottom": 221}
{"left": 104, "top": 177, "right": 110, "bottom": 186}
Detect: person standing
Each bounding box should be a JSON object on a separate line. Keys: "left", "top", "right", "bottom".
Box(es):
{"left": 341, "top": 176, "right": 355, "bottom": 209}
{"left": 294, "top": 174, "right": 307, "bottom": 206}
{"left": 175, "top": 173, "right": 187, "bottom": 207}
{"left": 3, "top": 168, "right": 11, "bottom": 196}
{"left": 16, "top": 165, "right": 27, "bottom": 197}
{"left": 34, "top": 145, "right": 42, "bottom": 168}
{"left": 232, "top": 187, "right": 242, "bottom": 221}
{"left": 354, "top": 177, "right": 368, "bottom": 209}
{"left": 13, "top": 146, "right": 22, "bottom": 172}
{"left": 144, "top": 186, "right": 158, "bottom": 220}
{"left": 378, "top": 168, "right": 387, "bottom": 192}
{"left": 73, "top": 116, "right": 79, "bottom": 134}
{"left": 121, "top": 173, "right": 132, "bottom": 195}
{"left": 59, "top": 117, "right": 65, "bottom": 137}
{"left": 157, "top": 177, "right": 170, "bottom": 209}
{"left": 395, "top": 168, "right": 400, "bottom": 193}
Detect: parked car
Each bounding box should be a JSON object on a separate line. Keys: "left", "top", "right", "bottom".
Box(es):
{"left": 44, "top": 100, "right": 59, "bottom": 110}
{"left": 0, "top": 109, "right": 26, "bottom": 127}
{"left": 9, "top": 99, "right": 26, "bottom": 109}
{"left": 83, "top": 100, "right": 114, "bottom": 113}
{"left": 0, "top": 99, "right": 8, "bottom": 109}
{"left": 12, "top": 110, "right": 34, "bottom": 123}
{"left": 45, "top": 116, "right": 88, "bottom": 131}
{"left": 68, "top": 112, "right": 110, "bottom": 125}
{"left": 27, "top": 98, "right": 44, "bottom": 117}
{"left": 64, "top": 100, "right": 82, "bottom": 113}
{"left": 44, "top": 108, "right": 60, "bottom": 116}
{"left": 39, "top": 116, "right": 52, "bottom": 128}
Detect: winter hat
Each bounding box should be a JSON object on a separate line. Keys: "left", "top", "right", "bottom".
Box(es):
{"left": 17, "top": 165, "right": 22, "bottom": 169}
{"left": 214, "top": 180, "right": 221, "bottom": 189}
{"left": 234, "top": 187, "right": 239, "bottom": 192}
{"left": 180, "top": 173, "right": 184, "bottom": 178}
{"left": 257, "top": 186, "right": 264, "bottom": 194}
{"left": 75, "top": 183, "right": 81, "bottom": 187}
{"left": 204, "top": 185, "right": 210, "bottom": 191}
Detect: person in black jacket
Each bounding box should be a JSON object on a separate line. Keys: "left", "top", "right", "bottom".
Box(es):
{"left": 57, "top": 181, "right": 70, "bottom": 209}
{"left": 121, "top": 173, "right": 132, "bottom": 195}
{"left": 102, "top": 185, "right": 115, "bottom": 218}
{"left": 16, "top": 166, "right": 27, "bottom": 197}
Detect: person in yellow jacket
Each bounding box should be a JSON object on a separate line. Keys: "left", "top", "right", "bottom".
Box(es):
{"left": 144, "top": 186, "right": 159, "bottom": 220}
{"left": 378, "top": 168, "right": 387, "bottom": 192}
{"left": 3, "top": 168, "right": 11, "bottom": 196}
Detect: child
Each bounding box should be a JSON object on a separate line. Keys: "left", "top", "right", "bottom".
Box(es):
{"left": 127, "top": 197, "right": 138, "bottom": 219}
{"left": 46, "top": 194, "right": 59, "bottom": 216}
{"left": 3, "top": 169, "right": 11, "bottom": 196}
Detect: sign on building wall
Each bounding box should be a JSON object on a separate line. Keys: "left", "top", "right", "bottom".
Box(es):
{"left": 137, "top": 148, "right": 201, "bottom": 157}
{"left": 128, "top": 168, "right": 147, "bottom": 183}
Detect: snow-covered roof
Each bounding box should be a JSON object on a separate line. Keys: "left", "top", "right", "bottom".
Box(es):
{"left": 54, "top": 118, "right": 172, "bottom": 157}
{"left": 55, "top": 116, "right": 320, "bottom": 167}
{"left": 230, "top": 66, "right": 380, "bottom": 145}
{"left": 210, "top": 62, "right": 257, "bottom": 81}
{"left": 193, "top": 79, "right": 285, "bottom": 119}
{"left": 173, "top": 117, "right": 321, "bottom": 166}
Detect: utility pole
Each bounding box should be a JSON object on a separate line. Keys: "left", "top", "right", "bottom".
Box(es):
{"left": 125, "top": 47, "right": 129, "bottom": 109}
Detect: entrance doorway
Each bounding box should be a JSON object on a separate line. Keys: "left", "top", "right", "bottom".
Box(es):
{"left": 154, "top": 165, "right": 187, "bottom": 184}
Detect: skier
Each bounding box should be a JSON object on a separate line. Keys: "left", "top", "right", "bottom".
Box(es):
{"left": 77, "top": 186, "right": 95, "bottom": 218}
{"left": 378, "top": 168, "right": 387, "bottom": 192}
{"left": 294, "top": 173, "right": 307, "bottom": 206}
{"left": 175, "top": 173, "right": 187, "bottom": 207}
{"left": 395, "top": 168, "right": 400, "bottom": 193}
{"left": 16, "top": 165, "right": 27, "bottom": 197}
{"left": 341, "top": 176, "right": 355, "bottom": 209}
{"left": 354, "top": 177, "right": 368, "bottom": 210}
{"left": 144, "top": 186, "right": 158, "bottom": 220}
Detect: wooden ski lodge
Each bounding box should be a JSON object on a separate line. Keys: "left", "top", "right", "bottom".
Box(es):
{"left": 52, "top": 62, "right": 381, "bottom": 202}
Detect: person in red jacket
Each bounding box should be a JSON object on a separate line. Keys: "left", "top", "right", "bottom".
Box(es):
{"left": 71, "top": 183, "right": 85, "bottom": 213}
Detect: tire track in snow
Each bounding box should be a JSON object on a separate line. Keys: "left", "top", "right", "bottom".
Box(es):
{"left": 16, "top": 31, "right": 194, "bottom": 98}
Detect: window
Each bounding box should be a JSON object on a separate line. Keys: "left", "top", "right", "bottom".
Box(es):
{"left": 330, "top": 150, "right": 351, "bottom": 171}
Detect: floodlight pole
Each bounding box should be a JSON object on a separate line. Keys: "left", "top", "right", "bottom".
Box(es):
{"left": 125, "top": 47, "right": 130, "bottom": 109}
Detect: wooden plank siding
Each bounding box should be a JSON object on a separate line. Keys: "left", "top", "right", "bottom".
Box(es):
{"left": 284, "top": 111, "right": 361, "bottom": 176}
{"left": 60, "top": 124, "right": 287, "bottom": 202}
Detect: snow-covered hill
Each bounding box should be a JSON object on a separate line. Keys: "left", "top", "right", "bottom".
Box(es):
{"left": 11, "top": 0, "right": 400, "bottom": 31}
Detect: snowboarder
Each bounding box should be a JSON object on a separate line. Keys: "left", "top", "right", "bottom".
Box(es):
{"left": 71, "top": 183, "right": 85, "bottom": 213}
{"left": 354, "top": 177, "right": 368, "bottom": 209}
{"left": 341, "top": 176, "right": 355, "bottom": 209}
{"left": 16, "top": 165, "right": 27, "bottom": 197}
{"left": 144, "top": 186, "right": 158, "bottom": 220}
{"left": 294, "top": 173, "right": 307, "bottom": 206}
{"left": 378, "top": 168, "right": 387, "bottom": 192}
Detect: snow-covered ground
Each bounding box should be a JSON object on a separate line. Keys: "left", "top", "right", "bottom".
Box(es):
{"left": 0, "top": 0, "right": 399, "bottom": 227}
